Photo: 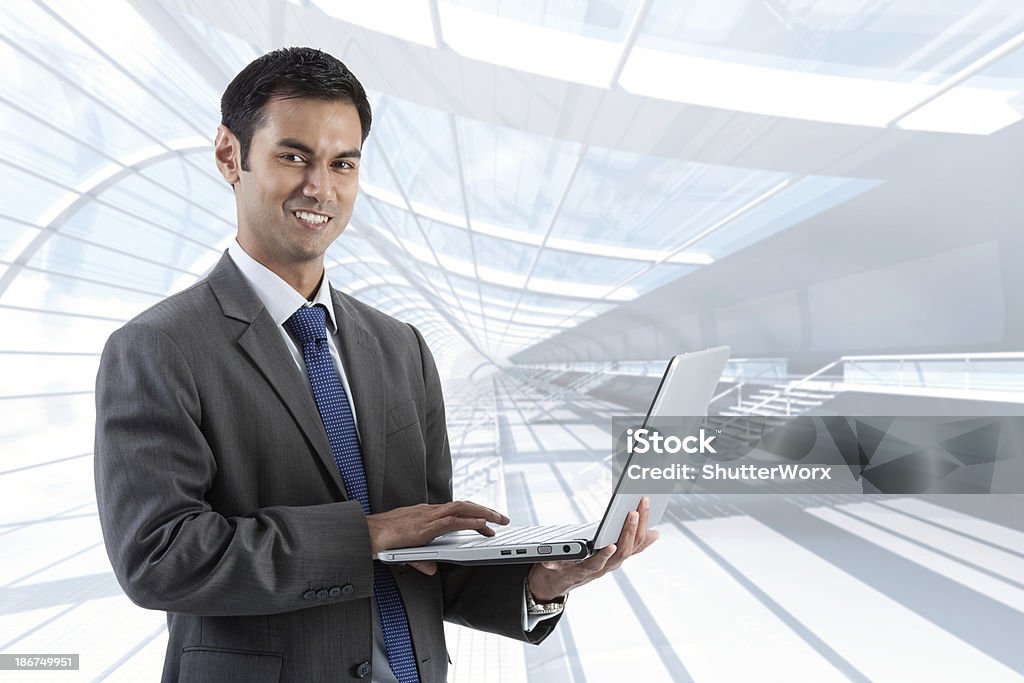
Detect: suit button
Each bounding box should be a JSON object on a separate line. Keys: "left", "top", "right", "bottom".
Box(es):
{"left": 316, "top": 589, "right": 328, "bottom": 599}
{"left": 302, "top": 590, "right": 316, "bottom": 600}
{"left": 353, "top": 661, "right": 371, "bottom": 678}
{"left": 328, "top": 586, "right": 341, "bottom": 598}
{"left": 341, "top": 583, "right": 355, "bottom": 596}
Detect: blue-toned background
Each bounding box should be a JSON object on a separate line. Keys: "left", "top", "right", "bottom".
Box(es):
{"left": 2, "top": 1, "right": 1024, "bottom": 681}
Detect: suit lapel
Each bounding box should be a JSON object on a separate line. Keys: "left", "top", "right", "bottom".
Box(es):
{"left": 330, "top": 286, "right": 388, "bottom": 513}
{"left": 207, "top": 253, "right": 349, "bottom": 500}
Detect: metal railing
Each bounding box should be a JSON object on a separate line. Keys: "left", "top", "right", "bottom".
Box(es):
{"left": 710, "top": 382, "right": 744, "bottom": 407}
{"left": 733, "top": 359, "right": 841, "bottom": 415}
{"left": 526, "top": 357, "right": 788, "bottom": 381}
{"left": 738, "top": 351, "right": 1024, "bottom": 415}
{"left": 520, "top": 352, "right": 1024, "bottom": 417}
{"left": 842, "top": 352, "right": 1024, "bottom": 392}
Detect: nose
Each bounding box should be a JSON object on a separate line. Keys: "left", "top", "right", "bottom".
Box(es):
{"left": 301, "top": 162, "right": 336, "bottom": 204}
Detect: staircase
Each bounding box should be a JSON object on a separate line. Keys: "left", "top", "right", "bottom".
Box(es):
{"left": 707, "top": 361, "right": 842, "bottom": 451}
{"left": 720, "top": 382, "right": 837, "bottom": 417}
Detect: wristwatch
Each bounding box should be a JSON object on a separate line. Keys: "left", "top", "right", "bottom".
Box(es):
{"left": 525, "top": 579, "right": 566, "bottom": 616}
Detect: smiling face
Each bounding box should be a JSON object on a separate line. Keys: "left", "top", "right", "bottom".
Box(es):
{"left": 215, "top": 95, "right": 362, "bottom": 293}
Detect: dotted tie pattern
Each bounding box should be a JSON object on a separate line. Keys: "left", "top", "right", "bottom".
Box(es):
{"left": 285, "top": 304, "right": 420, "bottom": 683}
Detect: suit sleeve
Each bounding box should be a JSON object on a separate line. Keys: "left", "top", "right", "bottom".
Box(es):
{"left": 406, "top": 325, "right": 563, "bottom": 644}
{"left": 94, "top": 322, "right": 373, "bottom": 617}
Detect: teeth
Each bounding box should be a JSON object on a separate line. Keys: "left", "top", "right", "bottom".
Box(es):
{"left": 295, "top": 210, "right": 329, "bottom": 224}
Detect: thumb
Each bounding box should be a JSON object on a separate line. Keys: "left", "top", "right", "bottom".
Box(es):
{"left": 409, "top": 561, "right": 438, "bottom": 576}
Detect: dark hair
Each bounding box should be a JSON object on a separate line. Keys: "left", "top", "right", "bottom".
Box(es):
{"left": 220, "top": 47, "right": 372, "bottom": 170}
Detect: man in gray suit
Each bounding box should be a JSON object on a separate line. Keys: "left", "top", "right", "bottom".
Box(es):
{"left": 95, "top": 47, "right": 657, "bottom": 683}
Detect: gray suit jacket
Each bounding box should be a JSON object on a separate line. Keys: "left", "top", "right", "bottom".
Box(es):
{"left": 94, "top": 253, "right": 559, "bottom": 682}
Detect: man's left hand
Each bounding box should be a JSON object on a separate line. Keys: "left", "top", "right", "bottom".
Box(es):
{"left": 526, "top": 496, "right": 659, "bottom": 603}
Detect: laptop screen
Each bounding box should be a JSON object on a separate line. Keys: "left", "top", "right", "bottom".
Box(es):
{"left": 590, "top": 346, "right": 731, "bottom": 549}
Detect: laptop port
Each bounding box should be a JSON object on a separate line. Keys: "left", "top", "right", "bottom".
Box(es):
{"left": 500, "top": 549, "right": 512, "bottom": 556}
{"left": 515, "top": 548, "right": 527, "bottom": 555}
{"left": 563, "top": 545, "right": 571, "bottom": 553}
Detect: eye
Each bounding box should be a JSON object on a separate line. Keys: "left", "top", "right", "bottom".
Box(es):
{"left": 280, "top": 153, "right": 305, "bottom": 163}
{"left": 333, "top": 160, "right": 356, "bottom": 170}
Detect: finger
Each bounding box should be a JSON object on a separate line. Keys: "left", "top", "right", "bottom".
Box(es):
{"left": 443, "top": 500, "right": 510, "bottom": 524}
{"left": 616, "top": 510, "right": 638, "bottom": 546}
{"left": 634, "top": 497, "right": 650, "bottom": 551}
{"left": 537, "top": 557, "right": 584, "bottom": 571}
{"left": 614, "top": 510, "right": 640, "bottom": 561}
{"left": 441, "top": 500, "right": 510, "bottom": 525}
{"left": 482, "top": 505, "right": 510, "bottom": 525}
{"left": 409, "top": 561, "right": 437, "bottom": 576}
{"left": 572, "top": 542, "right": 616, "bottom": 573}
{"left": 582, "top": 543, "right": 616, "bottom": 574}
{"left": 430, "top": 515, "right": 494, "bottom": 537}
{"left": 635, "top": 529, "right": 660, "bottom": 553}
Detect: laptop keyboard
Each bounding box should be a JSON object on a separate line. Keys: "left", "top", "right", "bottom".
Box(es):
{"left": 458, "top": 523, "right": 592, "bottom": 548}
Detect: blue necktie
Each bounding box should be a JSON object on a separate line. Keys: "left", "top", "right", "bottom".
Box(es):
{"left": 285, "top": 304, "right": 420, "bottom": 683}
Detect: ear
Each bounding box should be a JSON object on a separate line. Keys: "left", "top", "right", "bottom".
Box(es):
{"left": 214, "top": 124, "right": 241, "bottom": 186}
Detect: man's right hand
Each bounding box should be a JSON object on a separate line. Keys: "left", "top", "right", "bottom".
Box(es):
{"left": 367, "top": 501, "right": 509, "bottom": 575}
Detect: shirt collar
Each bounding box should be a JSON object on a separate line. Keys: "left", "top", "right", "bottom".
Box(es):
{"left": 227, "top": 239, "right": 338, "bottom": 334}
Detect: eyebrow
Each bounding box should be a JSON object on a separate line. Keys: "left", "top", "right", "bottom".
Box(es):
{"left": 275, "top": 138, "right": 361, "bottom": 159}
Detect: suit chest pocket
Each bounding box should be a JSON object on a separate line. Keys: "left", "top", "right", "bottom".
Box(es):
{"left": 386, "top": 399, "right": 419, "bottom": 436}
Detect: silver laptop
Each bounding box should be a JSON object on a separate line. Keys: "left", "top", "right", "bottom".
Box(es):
{"left": 380, "top": 346, "right": 732, "bottom": 566}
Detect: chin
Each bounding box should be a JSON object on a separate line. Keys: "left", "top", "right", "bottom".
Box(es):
{"left": 289, "top": 241, "right": 330, "bottom": 262}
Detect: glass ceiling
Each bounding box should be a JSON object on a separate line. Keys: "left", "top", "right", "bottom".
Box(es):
{"left": 329, "top": 0, "right": 1024, "bottom": 134}
{"left": 636, "top": 0, "right": 1024, "bottom": 81}
{"left": 0, "top": 0, "right": 894, "bottom": 365}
